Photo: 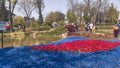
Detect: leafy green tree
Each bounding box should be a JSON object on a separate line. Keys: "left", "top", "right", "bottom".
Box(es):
{"left": 14, "top": 16, "right": 25, "bottom": 27}
{"left": 54, "top": 11, "right": 65, "bottom": 22}
{"left": 31, "top": 17, "right": 37, "bottom": 22}
{"left": 66, "top": 9, "right": 77, "bottom": 22}
{"left": 45, "top": 11, "right": 65, "bottom": 26}
{"left": 106, "top": 3, "right": 119, "bottom": 23}
{"left": 30, "top": 22, "right": 39, "bottom": 28}
{"left": 30, "top": 17, "right": 39, "bottom": 28}
{"left": 44, "top": 12, "right": 54, "bottom": 26}
{"left": 0, "top": 0, "right": 8, "bottom": 21}
{"left": 83, "top": 14, "right": 91, "bottom": 22}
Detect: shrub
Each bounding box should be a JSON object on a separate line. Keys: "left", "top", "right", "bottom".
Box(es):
{"left": 30, "top": 22, "right": 40, "bottom": 28}
{"left": 40, "top": 26, "right": 51, "bottom": 31}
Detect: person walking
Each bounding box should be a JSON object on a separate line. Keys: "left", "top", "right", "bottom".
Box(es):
{"left": 113, "top": 24, "right": 119, "bottom": 39}
{"left": 75, "top": 24, "right": 78, "bottom": 32}
{"left": 89, "top": 22, "right": 93, "bottom": 33}
{"left": 117, "top": 19, "right": 120, "bottom": 33}
{"left": 84, "top": 22, "right": 89, "bottom": 31}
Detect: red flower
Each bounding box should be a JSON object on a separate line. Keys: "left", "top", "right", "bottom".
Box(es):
{"left": 30, "top": 40, "right": 120, "bottom": 52}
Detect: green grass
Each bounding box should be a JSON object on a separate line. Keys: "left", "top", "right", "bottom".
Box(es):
{"left": 96, "top": 26, "right": 113, "bottom": 30}
{"left": 37, "top": 26, "right": 67, "bottom": 43}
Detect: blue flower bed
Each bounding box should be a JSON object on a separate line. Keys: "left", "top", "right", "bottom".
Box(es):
{"left": 0, "top": 36, "right": 120, "bottom": 68}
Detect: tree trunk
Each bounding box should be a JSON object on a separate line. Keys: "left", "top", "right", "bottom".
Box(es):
{"left": 9, "top": 0, "right": 14, "bottom": 32}
{"left": 38, "top": 11, "right": 43, "bottom": 25}
{"left": 9, "top": 0, "right": 17, "bottom": 32}
{"left": 38, "top": 0, "right": 43, "bottom": 25}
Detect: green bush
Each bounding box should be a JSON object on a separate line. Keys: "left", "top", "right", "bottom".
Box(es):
{"left": 48, "top": 25, "right": 67, "bottom": 35}
{"left": 30, "top": 22, "right": 40, "bottom": 28}
{"left": 36, "top": 25, "right": 67, "bottom": 43}
{"left": 42, "top": 22, "right": 52, "bottom": 26}
{"left": 58, "top": 20, "right": 65, "bottom": 25}
{"left": 40, "top": 26, "right": 51, "bottom": 31}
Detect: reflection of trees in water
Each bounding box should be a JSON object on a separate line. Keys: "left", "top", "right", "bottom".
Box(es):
{"left": 0, "top": 31, "right": 62, "bottom": 48}
{"left": 1, "top": 34, "right": 39, "bottom": 48}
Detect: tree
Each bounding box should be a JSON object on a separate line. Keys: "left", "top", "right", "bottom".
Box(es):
{"left": 66, "top": 9, "right": 77, "bottom": 22}
{"left": 14, "top": 16, "right": 25, "bottom": 27}
{"left": 54, "top": 11, "right": 65, "bottom": 22}
{"left": 31, "top": 17, "right": 37, "bottom": 23}
{"left": 106, "top": 3, "right": 119, "bottom": 23}
{"left": 0, "top": 0, "right": 8, "bottom": 21}
{"left": 102, "top": 0, "right": 109, "bottom": 24}
{"left": 67, "top": 0, "right": 78, "bottom": 22}
{"left": 45, "top": 11, "right": 65, "bottom": 26}
{"left": 18, "top": 0, "right": 36, "bottom": 28}
{"left": 94, "top": 0, "right": 109, "bottom": 24}
{"left": 83, "top": 0, "right": 109, "bottom": 23}
{"left": 8, "top": 0, "right": 17, "bottom": 31}
{"left": 66, "top": 0, "right": 117, "bottom": 24}
{"left": 84, "top": 0, "right": 91, "bottom": 15}
{"left": 74, "top": 3, "right": 84, "bottom": 24}
{"left": 67, "top": 0, "right": 77, "bottom": 13}
{"left": 34, "top": 0, "right": 45, "bottom": 25}
{"left": 89, "top": 0, "right": 102, "bottom": 23}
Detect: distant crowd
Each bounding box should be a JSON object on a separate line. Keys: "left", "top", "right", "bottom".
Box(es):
{"left": 84, "top": 22, "right": 95, "bottom": 33}
{"left": 65, "top": 21, "right": 95, "bottom": 34}
{"left": 65, "top": 23, "right": 78, "bottom": 33}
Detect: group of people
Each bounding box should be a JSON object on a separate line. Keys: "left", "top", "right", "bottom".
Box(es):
{"left": 113, "top": 20, "right": 120, "bottom": 39}
{"left": 65, "top": 23, "right": 78, "bottom": 33}
{"left": 85, "top": 22, "right": 95, "bottom": 33}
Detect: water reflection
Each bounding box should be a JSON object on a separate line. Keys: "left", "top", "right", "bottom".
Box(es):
{"left": 0, "top": 32, "right": 61, "bottom": 48}
{"left": 0, "top": 33, "right": 40, "bottom": 48}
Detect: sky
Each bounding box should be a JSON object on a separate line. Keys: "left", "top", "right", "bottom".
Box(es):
{"left": 38, "top": 0, "right": 68, "bottom": 19}
{"left": 43, "top": 0, "right": 68, "bottom": 14}
{"left": 14, "top": 0, "right": 68, "bottom": 19}
{"left": 14, "top": 0, "right": 120, "bottom": 19}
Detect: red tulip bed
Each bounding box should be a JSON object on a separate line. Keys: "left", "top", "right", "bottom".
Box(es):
{"left": 30, "top": 39, "right": 120, "bottom": 52}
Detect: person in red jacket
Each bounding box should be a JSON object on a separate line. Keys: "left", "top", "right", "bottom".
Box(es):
{"left": 6, "top": 23, "right": 10, "bottom": 30}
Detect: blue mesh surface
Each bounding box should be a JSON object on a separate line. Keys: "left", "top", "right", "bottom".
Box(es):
{"left": 33, "top": 36, "right": 88, "bottom": 46}
{"left": 0, "top": 36, "right": 120, "bottom": 68}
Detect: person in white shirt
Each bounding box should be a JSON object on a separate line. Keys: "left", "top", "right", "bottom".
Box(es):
{"left": 89, "top": 23, "right": 93, "bottom": 33}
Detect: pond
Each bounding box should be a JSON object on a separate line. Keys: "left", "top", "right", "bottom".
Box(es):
{"left": 0, "top": 31, "right": 62, "bottom": 48}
